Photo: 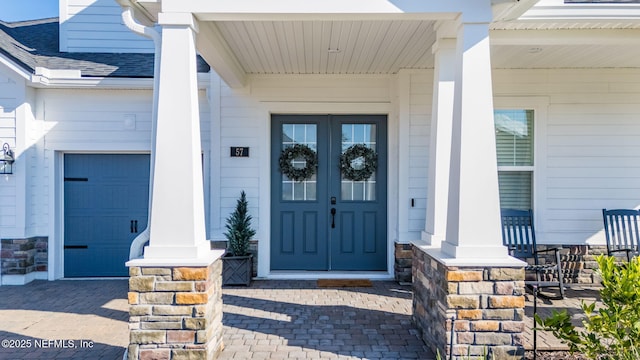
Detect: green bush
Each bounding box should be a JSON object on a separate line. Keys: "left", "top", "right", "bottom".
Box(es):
{"left": 224, "top": 191, "right": 256, "bottom": 256}
{"left": 535, "top": 255, "right": 640, "bottom": 360}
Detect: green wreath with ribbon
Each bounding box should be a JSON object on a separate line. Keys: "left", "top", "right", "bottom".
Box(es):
{"left": 340, "top": 144, "right": 377, "bottom": 181}
{"left": 279, "top": 144, "right": 318, "bottom": 182}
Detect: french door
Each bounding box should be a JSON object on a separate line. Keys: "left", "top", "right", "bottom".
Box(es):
{"left": 270, "top": 115, "right": 387, "bottom": 271}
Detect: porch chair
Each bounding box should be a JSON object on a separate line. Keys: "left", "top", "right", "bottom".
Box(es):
{"left": 500, "top": 209, "right": 565, "bottom": 299}
{"left": 602, "top": 209, "right": 640, "bottom": 262}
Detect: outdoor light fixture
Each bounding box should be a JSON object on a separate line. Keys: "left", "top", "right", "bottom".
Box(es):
{"left": 1, "top": 143, "right": 15, "bottom": 174}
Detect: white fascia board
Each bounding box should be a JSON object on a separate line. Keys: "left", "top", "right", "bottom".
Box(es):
{"left": 491, "top": 28, "right": 640, "bottom": 46}
{"left": 27, "top": 72, "right": 210, "bottom": 89}
{"left": 35, "top": 67, "right": 81, "bottom": 79}
{"left": 521, "top": 0, "right": 640, "bottom": 21}
{"left": 493, "top": 0, "right": 540, "bottom": 22}
{"left": 0, "top": 55, "right": 32, "bottom": 81}
{"left": 163, "top": 0, "right": 470, "bottom": 21}
{"left": 29, "top": 76, "right": 153, "bottom": 89}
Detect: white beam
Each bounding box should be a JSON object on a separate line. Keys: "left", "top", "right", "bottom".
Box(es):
{"left": 159, "top": 0, "right": 492, "bottom": 21}
{"left": 491, "top": 28, "right": 640, "bottom": 46}
{"left": 197, "top": 22, "right": 247, "bottom": 88}
{"left": 521, "top": 0, "right": 640, "bottom": 21}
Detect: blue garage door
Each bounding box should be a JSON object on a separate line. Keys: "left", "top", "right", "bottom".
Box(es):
{"left": 64, "top": 154, "right": 150, "bottom": 277}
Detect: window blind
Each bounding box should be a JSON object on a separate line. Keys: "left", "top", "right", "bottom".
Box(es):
{"left": 495, "top": 110, "right": 534, "bottom": 210}
{"left": 495, "top": 110, "right": 534, "bottom": 166}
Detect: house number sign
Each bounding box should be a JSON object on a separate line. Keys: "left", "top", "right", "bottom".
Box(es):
{"left": 230, "top": 147, "right": 249, "bottom": 157}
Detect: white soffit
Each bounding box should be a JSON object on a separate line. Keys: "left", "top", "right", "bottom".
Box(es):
{"left": 128, "top": 0, "right": 640, "bottom": 78}
{"left": 214, "top": 20, "right": 437, "bottom": 75}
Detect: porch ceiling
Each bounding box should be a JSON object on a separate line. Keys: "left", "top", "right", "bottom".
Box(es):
{"left": 205, "top": 20, "right": 640, "bottom": 79}
{"left": 214, "top": 20, "right": 437, "bottom": 75}
{"left": 128, "top": 1, "right": 640, "bottom": 87}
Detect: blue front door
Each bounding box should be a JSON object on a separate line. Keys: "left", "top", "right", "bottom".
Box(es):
{"left": 64, "top": 154, "right": 150, "bottom": 277}
{"left": 271, "top": 115, "right": 387, "bottom": 271}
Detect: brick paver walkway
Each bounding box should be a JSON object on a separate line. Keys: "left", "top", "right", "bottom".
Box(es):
{"left": 0, "top": 279, "right": 596, "bottom": 359}
{"left": 523, "top": 285, "right": 601, "bottom": 351}
{"left": 219, "top": 281, "right": 433, "bottom": 360}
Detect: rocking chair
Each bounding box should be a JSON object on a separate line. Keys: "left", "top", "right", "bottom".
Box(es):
{"left": 500, "top": 209, "right": 565, "bottom": 299}
{"left": 602, "top": 209, "right": 640, "bottom": 262}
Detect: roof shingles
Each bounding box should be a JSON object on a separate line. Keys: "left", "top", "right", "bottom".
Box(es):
{"left": 0, "top": 18, "right": 210, "bottom": 78}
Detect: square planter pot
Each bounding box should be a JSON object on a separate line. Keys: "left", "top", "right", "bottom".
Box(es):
{"left": 222, "top": 254, "right": 252, "bottom": 286}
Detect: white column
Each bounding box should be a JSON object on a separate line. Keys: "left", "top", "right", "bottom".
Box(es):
{"left": 440, "top": 21, "right": 509, "bottom": 259}
{"left": 422, "top": 37, "right": 456, "bottom": 246}
{"left": 142, "top": 13, "right": 210, "bottom": 260}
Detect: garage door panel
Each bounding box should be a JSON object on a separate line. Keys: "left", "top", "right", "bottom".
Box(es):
{"left": 64, "top": 154, "right": 150, "bottom": 277}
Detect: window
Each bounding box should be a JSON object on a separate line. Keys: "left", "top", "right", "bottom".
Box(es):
{"left": 495, "top": 109, "right": 534, "bottom": 210}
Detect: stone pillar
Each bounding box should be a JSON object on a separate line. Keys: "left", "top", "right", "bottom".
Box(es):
{"left": 127, "top": 253, "right": 224, "bottom": 360}
{"left": 422, "top": 33, "right": 456, "bottom": 246}
{"left": 412, "top": 245, "right": 525, "bottom": 360}
{"left": 441, "top": 20, "right": 508, "bottom": 259}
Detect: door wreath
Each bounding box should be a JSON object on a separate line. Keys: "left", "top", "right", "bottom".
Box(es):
{"left": 340, "top": 144, "right": 377, "bottom": 181}
{"left": 278, "top": 144, "right": 318, "bottom": 182}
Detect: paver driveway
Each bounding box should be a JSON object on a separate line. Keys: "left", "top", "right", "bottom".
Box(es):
{"left": 0, "top": 279, "right": 433, "bottom": 360}
{"left": 0, "top": 278, "right": 600, "bottom": 359}
{"left": 0, "top": 280, "right": 128, "bottom": 360}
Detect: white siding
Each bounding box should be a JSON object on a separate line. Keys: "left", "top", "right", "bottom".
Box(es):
{"left": 24, "top": 87, "right": 44, "bottom": 237}
{"left": 31, "top": 87, "right": 210, "bottom": 237}
{"left": 217, "top": 85, "right": 263, "bottom": 235}
{"left": 212, "top": 75, "right": 395, "bottom": 239}
{"left": 42, "top": 89, "right": 154, "bottom": 146}
{"left": 494, "top": 69, "right": 640, "bottom": 245}
{"left": 60, "top": 0, "right": 154, "bottom": 53}
{"left": 5, "top": 64, "right": 639, "bottom": 261}
{"left": 407, "top": 72, "right": 431, "bottom": 239}
{"left": 0, "top": 65, "right": 21, "bottom": 238}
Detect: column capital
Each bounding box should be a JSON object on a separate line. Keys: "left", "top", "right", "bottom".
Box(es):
{"left": 158, "top": 12, "right": 199, "bottom": 32}
{"left": 433, "top": 20, "right": 458, "bottom": 39}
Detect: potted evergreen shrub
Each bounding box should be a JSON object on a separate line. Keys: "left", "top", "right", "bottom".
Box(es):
{"left": 222, "top": 191, "right": 256, "bottom": 286}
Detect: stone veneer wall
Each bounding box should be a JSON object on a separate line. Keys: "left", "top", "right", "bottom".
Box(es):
{"left": 536, "top": 245, "right": 607, "bottom": 285}
{"left": 395, "top": 242, "right": 413, "bottom": 283}
{"left": 412, "top": 245, "right": 525, "bottom": 360}
{"left": 127, "top": 259, "right": 224, "bottom": 360}
{"left": 399, "top": 244, "right": 608, "bottom": 285}
{"left": 0, "top": 236, "right": 47, "bottom": 275}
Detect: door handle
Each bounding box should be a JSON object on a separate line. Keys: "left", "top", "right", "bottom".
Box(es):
{"left": 131, "top": 220, "right": 139, "bottom": 233}
{"left": 330, "top": 208, "right": 336, "bottom": 228}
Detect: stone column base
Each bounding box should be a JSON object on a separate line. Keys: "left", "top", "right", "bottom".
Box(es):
{"left": 394, "top": 242, "right": 413, "bottom": 283}
{"left": 126, "top": 252, "right": 224, "bottom": 360}
{"left": 412, "top": 245, "right": 525, "bottom": 360}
